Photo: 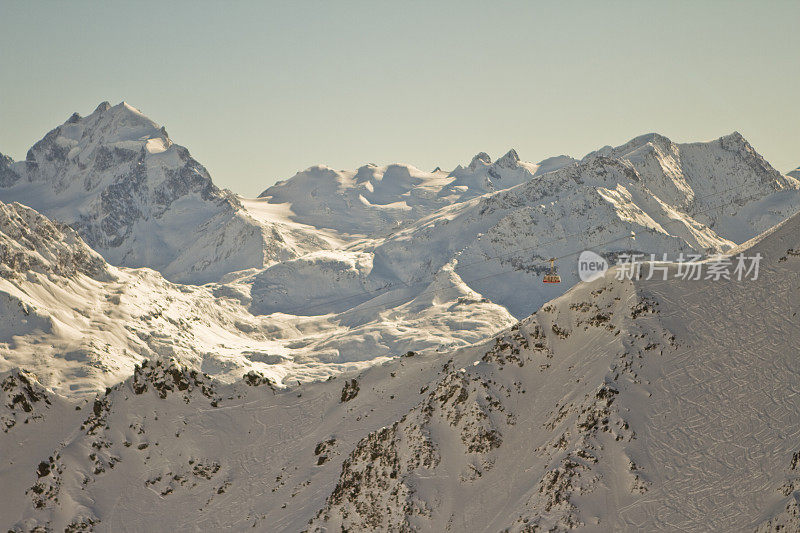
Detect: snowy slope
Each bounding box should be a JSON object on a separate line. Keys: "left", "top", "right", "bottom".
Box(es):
{"left": 3, "top": 206, "right": 800, "bottom": 531}
{"left": 788, "top": 165, "right": 800, "bottom": 179}
{"left": 309, "top": 208, "right": 800, "bottom": 531}
{"left": 0, "top": 200, "right": 512, "bottom": 396}
{"left": 256, "top": 163, "right": 452, "bottom": 236}
{"left": 0, "top": 103, "right": 333, "bottom": 284}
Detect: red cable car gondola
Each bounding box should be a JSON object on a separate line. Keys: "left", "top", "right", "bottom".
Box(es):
{"left": 543, "top": 257, "right": 561, "bottom": 283}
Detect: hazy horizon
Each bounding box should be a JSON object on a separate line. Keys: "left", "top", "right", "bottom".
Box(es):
{"left": 1, "top": 1, "right": 798, "bottom": 196}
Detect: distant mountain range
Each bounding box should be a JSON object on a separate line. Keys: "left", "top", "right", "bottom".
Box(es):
{"left": 1, "top": 102, "right": 799, "bottom": 397}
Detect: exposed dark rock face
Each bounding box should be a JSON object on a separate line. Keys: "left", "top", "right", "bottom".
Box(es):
{"left": 131, "top": 359, "right": 220, "bottom": 405}
{"left": 0, "top": 153, "right": 19, "bottom": 187}
{"left": 340, "top": 379, "right": 359, "bottom": 402}
{"left": 1, "top": 370, "right": 53, "bottom": 433}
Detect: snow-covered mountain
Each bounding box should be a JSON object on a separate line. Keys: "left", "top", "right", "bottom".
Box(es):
{"left": 3, "top": 202, "right": 800, "bottom": 531}
{"left": 788, "top": 165, "right": 800, "bottom": 179}
{"left": 0, "top": 102, "right": 579, "bottom": 283}
{"left": 249, "top": 132, "right": 800, "bottom": 320}
{"left": 255, "top": 151, "right": 578, "bottom": 236}
{"left": 0, "top": 102, "right": 334, "bottom": 284}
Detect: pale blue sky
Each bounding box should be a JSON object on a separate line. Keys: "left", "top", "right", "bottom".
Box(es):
{"left": 1, "top": 1, "right": 798, "bottom": 196}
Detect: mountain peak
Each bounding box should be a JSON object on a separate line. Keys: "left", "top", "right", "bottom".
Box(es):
{"left": 494, "top": 148, "right": 520, "bottom": 169}
{"left": 719, "top": 130, "right": 746, "bottom": 146}
{"left": 85, "top": 101, "right": 153, "bottom": 126}
{"left": 582, "top": 132, "right": 676, "bottom": 163}
{"left": 621, "top": 133, "right": 674, "bottom": 154}
{"left": 632, "top": 132, "right": 669, "bottom": 143}
{"left": 468, "top": 152, "right": 491, "bottom": 170}
{"left": 117, "top": 101, "right": 144, "bottom": 114}
{"left": 716, "top": 131, "right": 755, "bottom": 155}
{"left": 0, "top": 152, "right": 19, "bottom": 187}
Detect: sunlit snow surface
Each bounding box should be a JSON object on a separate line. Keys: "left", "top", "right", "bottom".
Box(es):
{"left": 0, "top": 199, "right": 514, "bottom": 396}
{"left": 3, "top": 207, "right": 800, "bottom": 531}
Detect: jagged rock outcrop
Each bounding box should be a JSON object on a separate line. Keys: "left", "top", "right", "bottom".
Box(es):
{"left": 0, "top": 200, "right": 109, "bottom": 281}
{"left": 0, "top": 369, "right": 53, "bottom": 433}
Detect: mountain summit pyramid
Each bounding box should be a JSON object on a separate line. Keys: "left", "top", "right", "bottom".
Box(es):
{"left": 0, "top": 102, "right": 331, "bottom": 283}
